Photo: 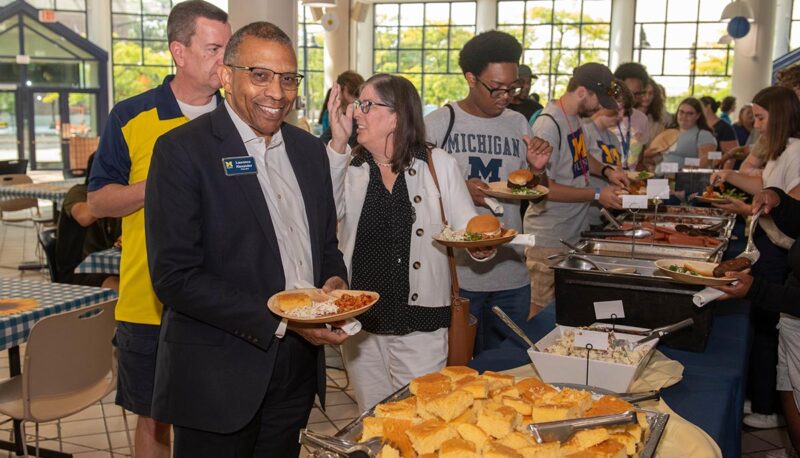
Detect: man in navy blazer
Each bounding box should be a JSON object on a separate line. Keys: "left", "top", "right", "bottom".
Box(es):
{"left": 144, "top": 21, "right": 349, "bottom": 457}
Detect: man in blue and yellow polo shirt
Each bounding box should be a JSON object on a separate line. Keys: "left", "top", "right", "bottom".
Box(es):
{"left": 88, "top": 2, "right": 230, "bottom": 456}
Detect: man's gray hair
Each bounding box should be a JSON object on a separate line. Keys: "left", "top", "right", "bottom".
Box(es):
{"left": 223, "top": 22, "right": 293, "bottom": 65}
{"left": 167, "top": 0, "right": 228, "bottom": 45}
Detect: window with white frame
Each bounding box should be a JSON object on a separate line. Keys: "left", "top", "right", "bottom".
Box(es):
{"left": 373, "top": 1, "right": 476, "bottom": 110}
{"left": 297, "top": 3, "right": 325, "bottom": 124}
{"left": 791, "top": 0, "right": 800, "bottom": 51}
{"left": 1, "top": 0, "right": 88, "bottom": 37}
{"left": 634, "top": 0, "right": 733, "bottom": 111}
{"left": 497, "top": 0, "right": 612, "bottom": 103}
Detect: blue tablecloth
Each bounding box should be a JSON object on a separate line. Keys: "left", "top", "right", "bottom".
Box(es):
{"left": 0, "top": 279, "right": 117, "bottom": 350}
{"left": 75, "top": 247, "right": 121, "bottom": 275}
{"left": 469, "top": 300, "right": 750, "bottom": 458}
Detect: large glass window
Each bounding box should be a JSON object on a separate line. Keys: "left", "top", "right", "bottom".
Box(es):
{"left": 0, "top": 0, "right": 88, "bottom": 37}
{"left": 297, "top": 4, "right": 324, "bottom": 124}
{"left": 373, "top": 2, "right": 476, "bottom": 110}
{"left": 497, "top": 0, "right": 612, "bottom": 102}
{"left": 634, "top": 0, "right": 733, "bottom": 111}
{"left": 791, "top": 0, "right": 800, "bottom": 51}
{"left": 110, "top": 0, "right": 227, "bottom": 103}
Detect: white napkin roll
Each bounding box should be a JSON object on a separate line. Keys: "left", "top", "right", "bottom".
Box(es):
{"left": 326, "top": 318, "right": 362, "bottom": 335}
{"left": 693, "top": 286, "right": 731, "bottom": 307}
{"left": 509, "top": 234, "right": 536, "bottom": 247}
{"left": 484, "top": 197, "right": 504, "bottom": 216}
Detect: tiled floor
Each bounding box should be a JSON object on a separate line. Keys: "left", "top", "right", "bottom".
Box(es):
{"left": 0, "top": 172, "right": 795, "bottom": 456}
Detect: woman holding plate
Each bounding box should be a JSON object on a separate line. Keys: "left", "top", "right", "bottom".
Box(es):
{"left": 325, "top": 74, "right": 508, "bottom": 410}
{"left": 711, "top": 85, "right": 800, "bottom": 429}
{"left": 644, "top": 97, "right": 716, "bottom": 168}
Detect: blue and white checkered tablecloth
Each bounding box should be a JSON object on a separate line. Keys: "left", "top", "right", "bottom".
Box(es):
{"left": 75, "top": 248, "right": 121, "bottom": 275}
{"left": 0, "top": 279, "right": 117, "bottom": 351}
{"left": 0, "top": 178, "right": 83, "bottom": 202}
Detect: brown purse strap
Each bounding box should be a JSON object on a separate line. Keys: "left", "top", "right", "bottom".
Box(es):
{"left": 425, "top": 148, "right": 460, "bottom": 297}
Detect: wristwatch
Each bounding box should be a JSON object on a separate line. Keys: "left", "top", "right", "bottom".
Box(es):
{"left": 594, "top": 187, "right": 601, "bottom": 201}
{"left": 601, "top": 165, "right": 613, "bottom": 179}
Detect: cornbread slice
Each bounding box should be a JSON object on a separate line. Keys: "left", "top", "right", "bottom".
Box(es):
{"left": 410, "top": 373, "right": 451, "bottom": 397}
{"left": 502, "top": 396, "right": 532, "bottom": 416}
{"left": 405, "top": 419, "right": 456, "bottom": 454}
{"left": 609, "top": 432, "right": 637, "bottom": 455}
{"left": 517, "top": 415, "right": 533, "bottom": 432}
{"left": 514, "top": 377, "right": 548, "bottom": 393}
{"left": 458, "top": 377, "right": 490, "bottom": 399}
{"left": 457, "top": 422, "right": 490, "bottom": 450}
{"left": 361, "top": 416, "right": 386, "bottom": 440}
{"left": 529, "top": 402, "right": 582, "bottom": 422}
{"left": 484, "top": 441, "right": 524, "bottom": 458}
{"left": 276, "top": 292, "right": 311, "bottom": 311}
{"left": 419, "top": 389, "right": 474, "bottom": 422}
{"left": 520, "top": 387, "right": 557, "bottom": 406}
{"left": 383, "top": 418, "right": 415, "bottom": 458}
{"left": 548, "top": 388, "right": 593, "bottom": 413}
{"left": 482, "top": 371, "right": 515, "bottom": 391}
{"left": 581, "top": 439, "right": 627, "bottom": 458}
{"left": 518, "top": 441, "right": 561, "bottom": 458}
{"left": 584, "top": 395, "right": 634, "bottom": 418}
{"left": 375, "top": 396, "right": 417, "bottom": 420}
{"left": 440, "top": 366, "right": 479, "bottom": 382}
{"left": 439, "top": 437, "right": 478, "bottom": 458}
{"left": 477, "top": 403, "right": 520, "bottom": 439}
{"left": 378, "top": 444, "right": 400, "bottom": 458}
{"left": 450, "top": 405, "right": 478, "bottom": 424}
{"left": 560, "top": 428, "right": 610, "bottom": 455}
{"left": 491, "top": 385, "right": 521, "bottom": 401}
{"left": 497, "top": 431, "right": 535, "bottom": 448}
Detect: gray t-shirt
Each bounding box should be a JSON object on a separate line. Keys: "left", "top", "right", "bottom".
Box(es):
{"left": 524, "top": 102, "right": 592, "bottom": 247}
{"left": 661, "top": 126, "right": 716, "bottom": 167}
{"left": 425, "top": 103, "right": 531, "bottom": 292}
{"left": 584, "top": 119, "right": 622, "bottom": 226}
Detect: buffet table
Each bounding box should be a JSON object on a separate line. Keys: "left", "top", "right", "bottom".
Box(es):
{"left": 469, "top": 300, "right": 749, "bottom": 458}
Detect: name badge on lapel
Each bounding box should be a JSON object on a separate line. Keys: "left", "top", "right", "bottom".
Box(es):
{"left": 222, "top": 156, "right": 257, "bottom": 176}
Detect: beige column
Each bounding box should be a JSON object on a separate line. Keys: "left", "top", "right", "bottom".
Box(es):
{"left": 323, "top": 0, "right": 351, "bottom": 88}
{"left": 476, "top": 0, "right": 497, "bottom": 34}
{"left": 730, "top": 0, "right": 777, "bottom": 105}
{"left": 609, "top": 0, "right": 635, "bottom": 70}
{"left": 353, "top": 3, "right": 373, "bottom": 78}
{"left": 773, "top": 0, "right": 793, "bottom": 59}
{"left": 86, "top": 0, "right": 112, "bottom": 110}
{"left": 228, "top": 0, "right": 297, "bottom": 46}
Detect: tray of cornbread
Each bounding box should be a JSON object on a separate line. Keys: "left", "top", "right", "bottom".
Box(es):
{"left": 323, "top": 367, "right": 668, "bottom": 458}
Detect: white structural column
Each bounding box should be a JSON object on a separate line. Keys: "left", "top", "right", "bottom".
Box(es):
{"left": 773, "top": 0, "right": 793, "bottom": 59}
{"left": 476, "top": 0, "right": 497, "bottom": 34}
{"left": 731, "top": 0, "right": 777, "bottom": 104}
{"left": 85, "top": 0, "right": 112, "bottom": 111}
{"left": 323, "top": 0, "right": 351, "bottom": 88}
{"left": 228, "top": 0, "right": 296, "bottom": 44}
{"left": 609, "top": 0, "right": 634, "bottom": 70}
{"left": 353, "top": 4, "right": 373, "bottom": 78}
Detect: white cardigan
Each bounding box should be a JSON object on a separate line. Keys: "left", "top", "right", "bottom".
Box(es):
{"left": 328, "top": 146, "right": 477, "bottom": 309}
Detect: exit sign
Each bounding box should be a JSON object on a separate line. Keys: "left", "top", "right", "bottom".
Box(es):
{"left": 38, "top": 9, "right": 56, "bottom": 22}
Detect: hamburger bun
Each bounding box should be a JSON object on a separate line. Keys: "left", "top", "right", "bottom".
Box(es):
{"left": 507, "top": 169, "right": 536, "bottom": 189}
{"left": 276, "top": 292, "right": 311, "bottom": 312}
{"left": 466, "top": 215, "right": 502, "bottom": 238}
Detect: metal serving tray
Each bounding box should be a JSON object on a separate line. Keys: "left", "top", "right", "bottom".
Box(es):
{"left": 310, "top": 384, "right": 668, "bottom": 458}
{"left": 610, "top": 213, "right": 735, "bottom": 240}
{"left": 575, "top": 239, "right": 725, "bottom": 263}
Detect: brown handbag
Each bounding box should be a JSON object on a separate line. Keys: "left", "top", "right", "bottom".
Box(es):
{"left": 425, "top": 150, "right": 477, "bottom": 366}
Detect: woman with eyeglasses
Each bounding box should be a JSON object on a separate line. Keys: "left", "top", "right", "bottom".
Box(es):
{"left": 325, "top": 74, "right": 483, "bottom": 410}
{"left": 710, "top": 85, "right": 800, "bottom": 429}
{"left": 645, "top": 97, "right": 716, "bottom": 168}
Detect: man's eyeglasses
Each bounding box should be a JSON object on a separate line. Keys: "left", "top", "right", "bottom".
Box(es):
{"left": 476, "top": 77, "right": 523, "bottom": 98}
{"left": 226, "top": 64, "right": 303, "bottom": 90}
{"left": 353, "top": 99, "right": 393, "bottom": 114}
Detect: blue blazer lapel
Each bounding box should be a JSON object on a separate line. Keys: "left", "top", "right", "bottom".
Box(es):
{"left": 210, "top": 105, "right": 282, "bottom": 262}
{"left": 282, "top": 124, "right": 321, "bottom": 284}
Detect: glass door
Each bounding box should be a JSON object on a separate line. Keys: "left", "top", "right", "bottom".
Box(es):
{"left": 0, "top": 91, "right": 21, "bottom": 161}
{"left": 30, "top": 91, "right": 61, "bottom": 169}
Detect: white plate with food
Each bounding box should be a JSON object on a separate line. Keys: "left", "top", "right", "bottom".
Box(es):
{"left": 626, "top": 170, "right": 654, "bottom": 181}
{"left": 267, "top": 289, "right": 379, "bottom": 323}
{"left": 433, "top": 214, "right": 518, "bottom": 248}
{"left": 654, "top": 258, "right": 751, "bottom": 286}
{"left": 481, "top": 169, "right": 549, "bottom": 201}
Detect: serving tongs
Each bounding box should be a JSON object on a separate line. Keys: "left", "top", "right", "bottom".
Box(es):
{"left": 612, "top": 318, "right": 695, "bottom": 351}
{"left": 300, "top": 429, "right": 381, "bottom": 458}
{"left": 528, "top": 411, "right": 638, "bottom": 443}
{"left": 581, "top": 229, "right": 653, "bottom": 239}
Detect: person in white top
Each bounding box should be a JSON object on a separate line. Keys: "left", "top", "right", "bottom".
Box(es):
{"left": 711, "top": 85, "right": 800, "bottom": 430}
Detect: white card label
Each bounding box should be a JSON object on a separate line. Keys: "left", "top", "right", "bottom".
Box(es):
{"left": 594, "top": 300, "right": 626, "bottom": 320}
{"left": 509, "top": 234, "right": 536, "bottom": 247}
{"left": 573, "top": 329, "right": 610, "bottom": 351}
{"left": 661, "top": 162, "right": 679, "bottom": 173}
{"left": 684, "top": 157, "right": 701, "bottom": 167}
{"left": 708, "top": 151, "right": 722, "bottom": 160}
{"left": 646, "top": 179, "right": 670, "bottom": 199}
{"left": 622, "top": 195, "right": 648, "bottom": 209}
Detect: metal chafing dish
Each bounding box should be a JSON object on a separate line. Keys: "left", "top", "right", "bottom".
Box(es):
{"left": 609, "top": 213, "right": 736, "bottom": 240}
{"left": 574, "top": 239, "right": 726, "bottom": 263}
{"left": 551, "top": 253, "right": 712, "bottom": 351}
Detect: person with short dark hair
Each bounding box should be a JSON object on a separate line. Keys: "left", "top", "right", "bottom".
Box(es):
{"left": 320, "top": 70, "right": 364, "bottom": 147}
{"left": 776, "top": 64, "right": 800, "bottom": 98}
{"left": 720, "top": 95, "right": 736, "bottom": 124}
{"left": 700, "top": 95, "right": 738, "bottom": 155}
{"left": 614, "top": 62, "right": 653, "bottom": 167}
{"left": 524, "top": 63, "right": 629, "bottom": 311}
{"left": 508, "top": 64, "right": 543, "bottom": 120}
{"left": 88, "top": 1, "right": 230, "bottom": 455}
{"left": 146, "top": 21, "right": 349, "bottom": 456}
{"left": 424, "top": 30, "right": 552, "bottom": 349}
